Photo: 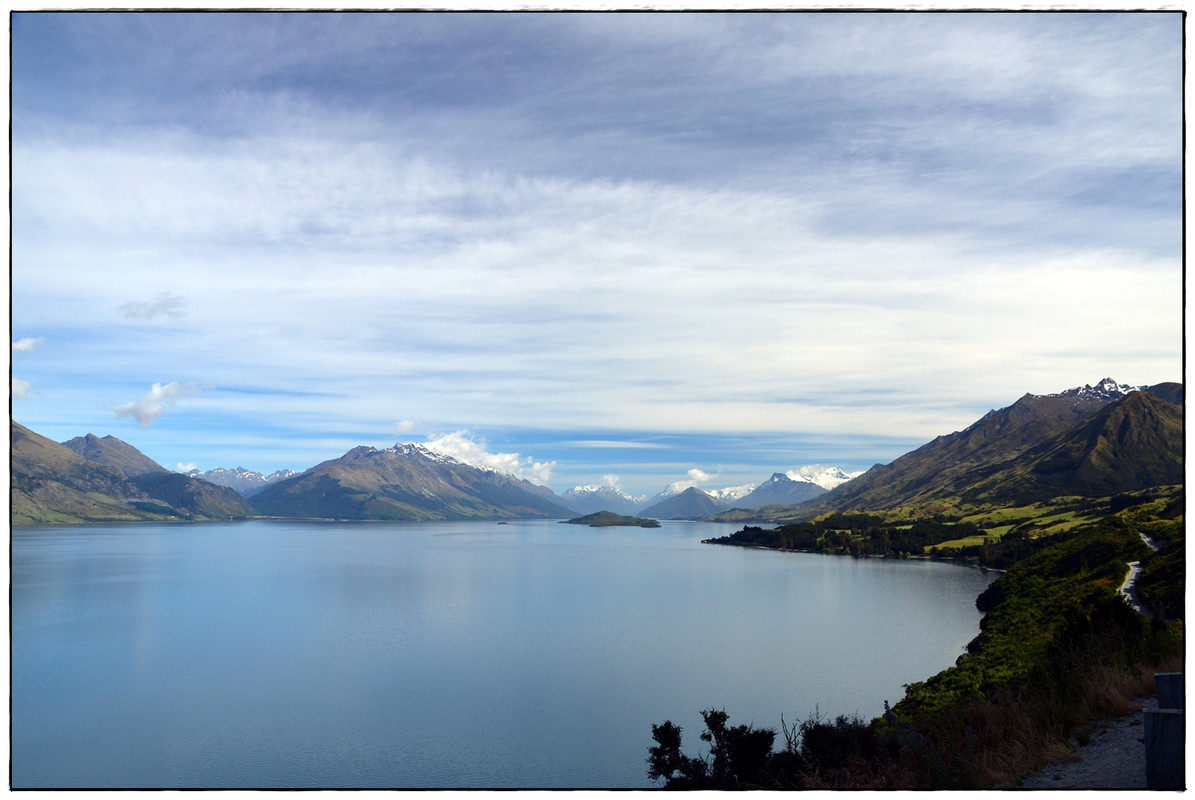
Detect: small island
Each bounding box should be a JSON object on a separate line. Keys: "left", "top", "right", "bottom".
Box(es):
{"left": 563, "top": 511, "right": 661, "bottom": 528}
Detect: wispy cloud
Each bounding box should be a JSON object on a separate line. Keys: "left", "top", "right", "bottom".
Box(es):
{"left": 12, "top": 378, "right": 32, "bottom": 399}
{"left": 12, "top": 337, "right": 45, "bottom": 352}
{"left": 119, "top": 292, "right": 186, "bottom": 320}
{"left": 9, "top": 14, "right": 1181, "bottom": 491}
{"left": 422, "top": 430, "right": 555, "bottom": 486}
{"left": 112, "top": 381, "right": 202, "bottom": 428}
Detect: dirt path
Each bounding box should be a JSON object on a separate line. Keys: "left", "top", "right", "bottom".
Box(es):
{"left": 1016, "top": 697, "right": 1157, "bottom": 789}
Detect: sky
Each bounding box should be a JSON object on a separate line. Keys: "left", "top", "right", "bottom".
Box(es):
{"left": 10, "top": 11, "right": 1184, "bottom": 498}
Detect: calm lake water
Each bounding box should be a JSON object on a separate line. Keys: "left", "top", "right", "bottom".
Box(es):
{"left": 12, "top": 519, "right": 996, "bottom": 788}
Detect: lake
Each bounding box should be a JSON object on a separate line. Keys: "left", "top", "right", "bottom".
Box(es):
{"left": 12, "top": 519, "right": 996, "bottom": 788}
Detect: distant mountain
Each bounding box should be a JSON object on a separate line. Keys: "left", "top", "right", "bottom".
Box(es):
{"left": 786, "top": 465, "right": 863, "bottom": 491}
{"left": 708, "top": 484, "right": 756, "bottom": 504}
{"left": 250, "top": 443, "right": 578, "bottom": 520}
{"left": 13, "top": 422, "right": 254, "bottom": 523}
{"left": 803, "top": 379, "right": 1183, "bottom": 516}
{"left": 561, "top": 484, "right": 644, "bottom": 515}
{"left": 639, "top": 486, "right": 729, "bottom": 519}
{"left": 187, "top": 466, "right": 300, "bottom": 497}
{"left": 62, "top": 433, "right": 168, "bottom": 476}
{"left": 735, "top": 473, "right": 827, "bottom": 509}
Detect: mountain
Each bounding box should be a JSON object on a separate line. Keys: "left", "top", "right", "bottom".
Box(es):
{"left": 734, "top": 473, "right": 827, "bottom": 509}
{"left": 61, "top": 433, "right": 168, "bottom": 476}
{"left": 639, "top": 486, "right": 729, "bottom": 519}
{"left": 186, "top": 466, "right": 300, "bottom": 497}
{"left": 804, "top": 379, "right": 1183, "bottom": 516}
{"left": 787, "top": 465, "right": 862, "bottom": 491}
{"left": 250, "top": 443, "right": 578, "bottom": 520}
{"left": 12, "top": 422, "right": 254, "bottom": 523}
{"left": 1143, "top": 381, "right": 1183, "bottom": 406}
{"left": 13, "top": 422, "right": 157, "bottom": 522}
{"left": 964, "top": 389, "right": 1184, "bottom": 503}
{"left": 708, "top": 484, "right": 757, "bottom": 504}
{"left": 561, "top": 484, "right": 644, "bottom": 515}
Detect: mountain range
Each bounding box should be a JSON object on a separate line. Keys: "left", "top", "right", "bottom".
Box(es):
{"left": 11, "top": 378, "right": 1182, "bottom": 525}
{"left": 12, "top": 423, "right": 254, "bottom": 523}
{"left": 561, "top": 484, "right": 646, "bottom": 516}
{"left": 185, "top": 466, "right": 299, "bottom": 497}
{"left": 793, "top": 379, "right": 1183, "bottom": 519}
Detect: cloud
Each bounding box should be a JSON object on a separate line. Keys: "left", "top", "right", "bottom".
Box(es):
{"left": 12, "top": 378, "right": 32, "bottom": 399}
{"left": 12, "top": 337, "right": 45, "bottom": 352}
{"left": 422, "top": 430, "right": 555, "bottom": 486}
{"left": 112, "top": 381, "right": 201, "bottom": 428}
{"left": 175, "top": 462, "right": 199, "bottom": 472}
{"left": 665, "top": 467, "right": 719, "bottom": 494}
{"left": 8, "top": 16, "right": 1180, "bottom": 486}
{"left": 119, "top": 292, "right": 186, "bottom": 320}
{"left": 600, "top": 474, "right": 622, "bottom": 490}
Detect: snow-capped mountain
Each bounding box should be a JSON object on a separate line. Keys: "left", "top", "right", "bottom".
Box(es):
{"left": 250, "top": 442, "right": 575, "bottom": 520}
{"left": 1047, "top": 377, "right": 1139, "bottom": 402}
{"left": 187, "top": 466, "right": 300, "bottom": 498}
{"left": 708, "top": 484, "right": 756, "bottom": 503}
{"left": 561, "top": 484, "right": 645, "bottom": 516}
{"left": 735, "top": 473, "right": 827, "bottom": 508}
{"left": 785, "top": 465, "right": 864, "bottom": 491}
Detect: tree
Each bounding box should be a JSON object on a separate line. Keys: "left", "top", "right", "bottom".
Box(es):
{"left": 647, "top": 709, "right": 776, "bottom": 788}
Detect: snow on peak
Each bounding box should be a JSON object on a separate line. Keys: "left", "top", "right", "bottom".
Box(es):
{"left": 1049, "top": 378, "right": 1139, "bottom": 401}
{"left": 785, "top": 465, "right": 863, "bottom": 491}
{"left": 709, "top": 484, "right": 756, "bottom": 502}
{"left": 563, "top": 484, "right": 645, "bottom": 503}
{"left": 390, "top": 442, "right": 461, "bottom": 465}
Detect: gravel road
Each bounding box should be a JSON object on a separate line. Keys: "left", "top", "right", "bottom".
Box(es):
{"left": 1016, "top": 697, "right": 1159, "bottom": 789}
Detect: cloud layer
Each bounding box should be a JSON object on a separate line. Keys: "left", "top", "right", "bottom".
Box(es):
{"left": 10, "top": 13, "right": 1182, "bottom": 492}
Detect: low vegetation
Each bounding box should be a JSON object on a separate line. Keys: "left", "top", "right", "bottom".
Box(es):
{"left": 651, "top": 487, "right": 1183, "bottom": 788}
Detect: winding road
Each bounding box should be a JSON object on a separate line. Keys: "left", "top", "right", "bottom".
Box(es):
{"left": 1118, "top": 532, "right": 1159, "bottom": 618}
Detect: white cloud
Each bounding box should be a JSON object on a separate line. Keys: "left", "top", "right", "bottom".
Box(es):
{"left": 112, "top": 381, "right": 202, "bottom": 428}
{"left": 12, "top": 337, "right": 45, "bottom": 352}
{"left": 119, "top": 292, "right": 187, "bottom": 320}
{"left": 665, "top": 468, "right": 719, "bottom": 494}
{"left": 422, "top": 430, "right": 555, "bottom": 486}
{"left": 8, "top": 16, "right": 1180, "bottom": 482}
{"left": 12, "top": 378, "right": 32, "bottom": 399}
{"left": 176, "top": 462, "right": 199, "bottom": 472}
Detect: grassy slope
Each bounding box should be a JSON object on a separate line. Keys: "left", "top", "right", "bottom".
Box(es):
{"left": 687, "top": 486, "right": 1183, "bottom": 788}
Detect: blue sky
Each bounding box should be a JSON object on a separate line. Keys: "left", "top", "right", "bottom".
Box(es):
{"left": 10, "top": 11, "right": 1183, "bottom": 498}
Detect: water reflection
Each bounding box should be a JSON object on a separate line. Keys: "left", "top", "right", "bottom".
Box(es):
{"left": 13, "top": 520, "right": 994, "bottom": 788}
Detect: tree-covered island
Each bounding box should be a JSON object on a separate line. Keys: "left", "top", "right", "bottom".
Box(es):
{"left": 563, "top": 510, "right": 661, "bottom": 528}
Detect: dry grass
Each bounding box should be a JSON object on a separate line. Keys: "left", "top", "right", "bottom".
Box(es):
{"left": 879, "top": 656, "right": 1185, "bottom": 789}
